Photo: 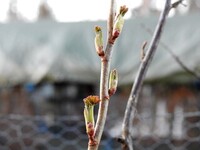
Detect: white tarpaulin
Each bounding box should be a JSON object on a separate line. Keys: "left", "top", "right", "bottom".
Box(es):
{"left": 0, "top": 13, "right": 199, "bottom": 85}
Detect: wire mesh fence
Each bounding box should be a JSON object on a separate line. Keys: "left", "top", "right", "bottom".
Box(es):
{"left": 0, "top": 111, "right": 200, "bottom": 150}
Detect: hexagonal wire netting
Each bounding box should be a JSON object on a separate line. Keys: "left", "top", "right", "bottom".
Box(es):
{"left": 0, "top": 111, "right": 200, "bottom": 150}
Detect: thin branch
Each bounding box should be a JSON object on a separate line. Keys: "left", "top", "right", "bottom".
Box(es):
{"left": 108, "top": 0, "right": 116, "bottom": 42}
{"left": 91, "top": 42, "right": 113, "bottom": 150}
{"left": 134, "top": 0, "right": 199, "bottom": 80}
{"left": 120, "top": 0, "right": 171, "bottom": 149}
{"left": 160, "top": 42, "right": 200, "bottom": 80}
{"left": 140, "top": 20, "right": 200, "bottom": 81}
{"left": 140, "top": 41, "right": 147, "bottom": 61}
{"left": 87, "top": 2, "right": 129, "bottom": 150}
{"left": 171, "top": 0, "right": 186, "bottom": 9}
{"left": 88, "top": 0, "right": 116, "bottom": 149}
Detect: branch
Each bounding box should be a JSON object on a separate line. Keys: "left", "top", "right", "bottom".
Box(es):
{"left": 87, "top": 1, "right": 128, "bottom": 150}
{"left": 119, "top": 0, "right": 171, "bottom": 149}
{"left": 140, "top": 10, "right": 200, "bottom": 80}
{"left": 90, "top": 1, "right": 116, "bottom": 148}
{"left": 108, "top": 0, "right": 116, "bottom": 41}
{"left": 171, "top": 0, "right": 186, "bottom": 9}
{"left": 140, "top": 41, "right": 147, "bottom": 61}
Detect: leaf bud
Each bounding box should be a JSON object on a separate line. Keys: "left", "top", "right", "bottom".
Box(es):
{"left": 108, "top": 69, "right": 118, "bottom": 96}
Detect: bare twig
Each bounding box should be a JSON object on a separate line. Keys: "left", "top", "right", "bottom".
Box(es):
{"left": 140, "top": 41, "right": 147, "bottom": 61}
{"left": 90, "top": 42, "right": 113, "bottom": 150}
{"left": 108, "top": 0, "right": 116, "bottom": 42}
{"left": 120, "top": 0, "right": 171, "bottom": 149}
{"left": 171, "top": 0, "right": 186, "bottom": 9}
{"left": 160, "top": 42, "right": 200, "bottom": 80}
{"left": 91, "top": 1, "right": 115, "bottom": 148}
{"left": 140, "top": 19, "right": 200, "bottom": 80}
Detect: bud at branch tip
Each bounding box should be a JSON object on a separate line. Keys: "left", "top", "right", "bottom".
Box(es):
{"left": 111, "top": 5, "right": 128, "bottom": 43}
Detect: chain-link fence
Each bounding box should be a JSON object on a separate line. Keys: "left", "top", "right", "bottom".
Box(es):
{"left": 0, "top": 111, "right": 200, "bottom": 150}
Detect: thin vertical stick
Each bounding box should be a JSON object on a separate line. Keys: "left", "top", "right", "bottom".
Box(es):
{"left": 88, "top": 0, "right": 116, "bottom": 149}
{"left": 120, "top": 0, "right": 171, "bottom": 149}
{"left": 141, "top": 23, "right": 200, "bottom": 80}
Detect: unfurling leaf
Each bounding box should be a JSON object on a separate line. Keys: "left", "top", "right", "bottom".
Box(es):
{"left": 83, "top": 95, "right": 99, "bottom": 145}
{"left": 83, "top": 95, "right": 100, "bottom": 106}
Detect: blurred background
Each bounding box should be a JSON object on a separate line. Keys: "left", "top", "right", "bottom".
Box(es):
{"left": 0, "top": 0, "right": 200, "bottom": 149}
